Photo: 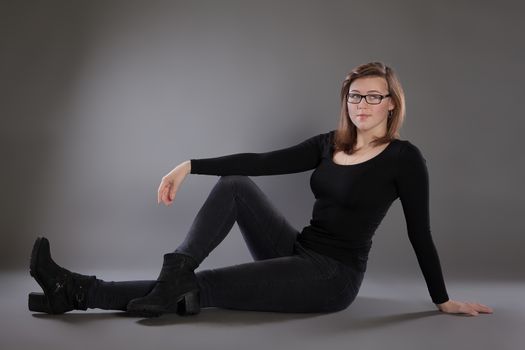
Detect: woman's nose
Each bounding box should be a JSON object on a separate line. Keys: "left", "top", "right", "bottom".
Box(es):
{"left": 357, "top": 101, "right": 369, "bottom": 110}
{"left": 357, "top": 98, "right": 369, "bottom": 107}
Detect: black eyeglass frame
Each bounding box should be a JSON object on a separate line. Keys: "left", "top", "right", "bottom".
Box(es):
{"left": 347, "top": 93, "right": 391, "bottom": 105}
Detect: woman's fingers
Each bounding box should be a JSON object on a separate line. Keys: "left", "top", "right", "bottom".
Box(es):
{"left": 158, "top": 180, "right": 170, "bottom": 204}
{"left": 159, "top": 181, "right": 176, "bottom": 205}
{"left": 474, "top": 303, "right": 493, "bottom": 313}
{"left": 158, "top": 184, "right": 164, "bottom": 204}
{"left": 440, "top": 299, "right": 493, "bottom": 317}
{"left": 163, "top": 186, "right": 172, "bottom": 205}
{"left": 467, "top": 302, "right": 491, "bottom": 313}
{"left": 167, "top": 187, "right": 174, "bottom": 204}
{"left": 161, "top": 186, "right": 166, "bottom": 203}
{"left": 466, "top": 302, "right": 478, "bottom": 316}
{"left": 464, "top": 302, "right": 494, "bottom": 316}
{"left": 158, "top": 180, "right": 167, "bottom": 204}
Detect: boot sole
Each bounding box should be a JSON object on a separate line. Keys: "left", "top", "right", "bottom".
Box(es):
{"left": 30, "top": 289, "right": 201, "bottom": 317}
{"left": 29, "top": 292, "right": 164, "bottom": 318}
{"left": 127, "top": 289, "right": 201, "bottom": 317}
{"left": 125, "top": 310, "right": 163, "bottom": 318}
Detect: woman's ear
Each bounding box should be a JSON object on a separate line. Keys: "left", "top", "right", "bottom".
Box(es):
{"left": 388, "top": 99, "right": 395, "bottom": 111}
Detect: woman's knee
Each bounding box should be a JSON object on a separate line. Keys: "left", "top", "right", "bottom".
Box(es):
{"left": 218, "top": 175, "right": 255, "bottom": 193}
{"left": 218, "top": 175, "right": 251, "bottom": 185}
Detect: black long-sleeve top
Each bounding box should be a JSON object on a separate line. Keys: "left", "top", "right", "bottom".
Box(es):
{"left": 190, "top": 130, "right": 450, "bottom": 304}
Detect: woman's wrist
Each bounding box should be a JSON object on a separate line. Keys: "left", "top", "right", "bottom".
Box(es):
{"left": 436, "top": 299, "right": 451, "bottom": 310}
{"left": 185, "top": 160, "right": 192, "bottom": 175}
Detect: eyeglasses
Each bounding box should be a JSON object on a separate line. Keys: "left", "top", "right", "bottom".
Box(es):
{"left": 347, "top": 93, "right": 391, "bottom": 105}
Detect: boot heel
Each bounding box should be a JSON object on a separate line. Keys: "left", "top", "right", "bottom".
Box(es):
{"left": 28, "top": 292, "right": 51, "bottom": 313}
{"left": 177, "top": 290, "right": 200, "bottom": 316}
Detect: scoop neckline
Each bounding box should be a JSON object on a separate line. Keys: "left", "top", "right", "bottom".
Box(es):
{"left": 329, "top": 139, "right": 397, "bottom": 167}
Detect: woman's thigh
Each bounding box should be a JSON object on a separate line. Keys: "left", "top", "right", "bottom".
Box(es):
{"left": 195, "top": 242, "right": 362, "bottom": 313}
{"left": 224, "top": 175, "right": 301, "bottom": 260}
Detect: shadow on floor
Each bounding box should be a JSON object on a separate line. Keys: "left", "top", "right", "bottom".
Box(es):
{"left": 30, "top": 296, "right": 444, "bottom": 329}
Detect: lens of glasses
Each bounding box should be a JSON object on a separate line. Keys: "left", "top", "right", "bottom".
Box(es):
{"left": 347, "top": 93, "right": 384, "bottom": 105}
{"left": 365, "top": 95, "right": 382, "bottom": 104}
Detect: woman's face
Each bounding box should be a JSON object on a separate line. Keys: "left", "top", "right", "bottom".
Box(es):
{"left": 347, "top": 76, "right": 394, "bottom": 134}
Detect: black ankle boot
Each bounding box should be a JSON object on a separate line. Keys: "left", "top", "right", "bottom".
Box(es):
{"left": 28, "top": 236, "right": 97, "bottom": 314}
{"left": 126, "top": 252, "right": 200, "bottom": 317}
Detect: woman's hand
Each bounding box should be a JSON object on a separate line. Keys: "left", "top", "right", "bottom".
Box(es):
{"left": 157, "top": 161, "right": 191, "bottom": 206}
{"left": 436, "top": 299, "right": 493, "bottom": 316}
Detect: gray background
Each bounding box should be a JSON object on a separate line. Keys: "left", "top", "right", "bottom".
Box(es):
{"left": 2, "top": 0, "right": 523, "bottom": 278}
{"left": 1, "top": 1, "right": 524, "bottom": 349}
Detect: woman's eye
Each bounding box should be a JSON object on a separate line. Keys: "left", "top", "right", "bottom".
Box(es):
{"left": 369, "top": 95, "right": 381, "bottom": 100}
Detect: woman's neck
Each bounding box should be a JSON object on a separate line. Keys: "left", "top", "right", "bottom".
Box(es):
{"left": 355, "top": 132, "right": 385, "bottom": 148}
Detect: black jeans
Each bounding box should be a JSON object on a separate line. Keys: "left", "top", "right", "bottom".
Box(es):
{"left": 88, "top": 175, "right": 365, "bottom": 313}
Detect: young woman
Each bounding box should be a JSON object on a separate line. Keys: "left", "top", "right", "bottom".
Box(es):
{"left": 29, "top": 61, "right": 493, "bottom": 318}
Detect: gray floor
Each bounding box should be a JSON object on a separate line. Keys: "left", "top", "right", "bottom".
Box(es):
{"left": 1, "top": 270, "right": 522, "bottom": 350}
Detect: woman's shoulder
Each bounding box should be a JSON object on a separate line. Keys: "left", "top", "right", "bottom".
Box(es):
{"left": 394, "top": 139, "right": 427, "bottom": 164}
{"left": 394, "top": 139, "right": 424, "bottom": 152}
